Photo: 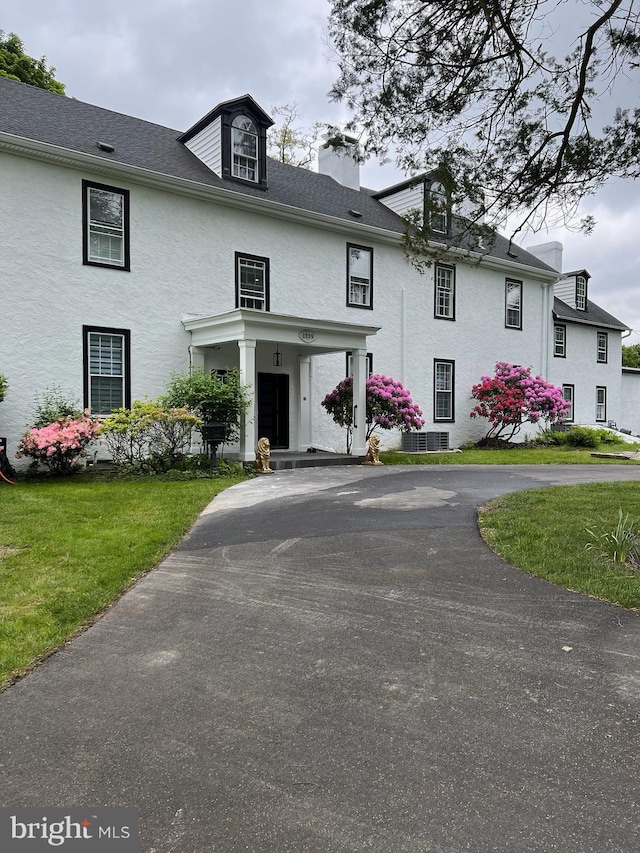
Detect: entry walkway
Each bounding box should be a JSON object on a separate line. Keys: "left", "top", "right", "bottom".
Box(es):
{"left": 1, "top": 465, "right": 639, "bottom": 852}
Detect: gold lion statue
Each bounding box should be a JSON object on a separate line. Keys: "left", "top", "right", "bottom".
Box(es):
{"left": 361, "top": 433, "right": 383, "bottom": 465}
{"left": 254, "top": 436, "right": 274, "bottom": 474}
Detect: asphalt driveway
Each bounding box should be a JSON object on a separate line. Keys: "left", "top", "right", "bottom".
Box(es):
{"left": 1, "top": 465, "right": 639, "bottom": 852}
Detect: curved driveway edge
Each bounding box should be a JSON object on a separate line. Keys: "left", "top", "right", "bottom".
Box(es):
{"left": 0, "top": 465, "right": 639, "bottom": 852}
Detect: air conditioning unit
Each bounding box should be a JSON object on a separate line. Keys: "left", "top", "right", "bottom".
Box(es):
{"left": 401, "top": 431, "right": 450, "bottom": 452}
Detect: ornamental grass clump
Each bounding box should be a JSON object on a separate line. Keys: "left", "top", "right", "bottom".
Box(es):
{"left": 17, "top": 414, "right": 101, "bottom": 475}
{"left": 470, "top": 362, "right": 570, "bottom": 443}
{"left": 586, "top": 509, "right": 640, "bottom": 567}
{"left": 322, "top": 373, "right": 424, "bottom": 453}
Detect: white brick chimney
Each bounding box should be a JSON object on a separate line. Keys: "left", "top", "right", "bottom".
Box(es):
{"left": 317, "top": 135, "right": 360, "bottom": 190}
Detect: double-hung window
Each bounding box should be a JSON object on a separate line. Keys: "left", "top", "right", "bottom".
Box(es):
{"left": 596, "top": 387, "right": 607, "bottom": 422}
{"left": 231, "top": 116, "right": 258, "bottom": 182}
{"left": 434, "top": 264, "right": 455, "bottom": 320}
{"left": 428, "top": 181, "right": 449, "bottom": 234}
{"left": 505, "top": 279, "right": 522, "bottom": 329}
{"left": 345, "top": 352, "right": 373, "bottom": 378}
{"left": 554, "top": 324, "right": 566, "bottom": 357}
{"left": 576, "top": 275, "right": 587, "bottom": 310}
{"left": 83, "top": 326, "right": 130, "bottom": 415}
{"left": 562, "top": 385, "right": 574, "bottom": 423}
{"left": 236, "top": 253, "right": 270, "bottom": 311}
{"left": 597, "top": 331, "right": 608, "bottom": 363}
{"left": 434, "top": 359, "right": 454, "bottom": 421}
{"left": 347, "top": 244, "right": 373, "bottom": 308}
{"left": 82, "top": 180, "right": 130, "bottom": 270}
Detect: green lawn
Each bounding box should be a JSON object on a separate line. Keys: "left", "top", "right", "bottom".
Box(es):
{"left": 381, "top": 442, "right": 640, "bottom": 465}
{"left": 478, "top": 482, "right": 640, "bottom": 609}
{"left": 0, "top": 472, "right": 246, "bottom": 689}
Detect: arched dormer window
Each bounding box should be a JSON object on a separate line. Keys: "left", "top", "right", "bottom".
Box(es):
{"left": 232, "top": 116, "right": 258, "bottom": 182}
{"left": 428, "top": 180, "right": 450, "bottom": 234}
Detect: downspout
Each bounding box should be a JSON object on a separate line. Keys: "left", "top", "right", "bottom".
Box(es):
{"left": 541, "top": 277, "right": 562, "bottom": 378}
{"left": 400, "top": 288, "right": 406, "bottom": 383}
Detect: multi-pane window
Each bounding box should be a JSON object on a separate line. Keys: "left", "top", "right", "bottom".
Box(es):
{"left": 83, "top": 327, "right": 130, "bottom": 415}
{"left": 576, "top": 275, "right": 587, "bottom": 310}
{"left": 236, "top": 253, "right": 269, "bottom": 311}
{"left": 347, "top": 244, "right": 373, "bottom": 308}
{"left": 82, "top": 180, "right": 130, "bottom": 270}
{"left": 434, "top": 360, "right": 454, "bottom": 421}
{"left": 345, "top": 352, "right": 373, "bottom": 377}
{"left": 562, "top": 385, "right": 574, "bottom": 422}
{"left": 434, "top": 264, "right": 455, "bottom": 320}
{"left": 597, "top": 331, "right": 608, "bottom": 363}
{"left": 428, "top": 181, "right": 449, "bottom": 234}
{"left": 231, "top": 116, "right": 258, "bottom": 181}
{"left": 505, "top": 279, "right": 522, "bottom": 329}
{"left": 554, "top": 324, "right": 566, "bottom": 357}
{"left": 596, "top": 386, "right": 607, "bottom": 422}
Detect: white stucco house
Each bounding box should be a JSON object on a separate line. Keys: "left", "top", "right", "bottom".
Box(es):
{"left": 0, "top": 76, "right": 636, "bottom": 464}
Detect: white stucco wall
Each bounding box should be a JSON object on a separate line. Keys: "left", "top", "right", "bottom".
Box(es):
{"left": 621, "top": 369, "right": 640, "bottom": 436}
{"left": 2, "top": 145, "right": 624, "bottom": 465}
{"left": 547, "top": 322, "right": 623, "bottom": 427}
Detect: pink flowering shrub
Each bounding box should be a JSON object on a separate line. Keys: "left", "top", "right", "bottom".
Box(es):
{"left": 322, "top": 374, "right": 424, "bottom": 453}
{"left": 17, "top": 414, "right": 102, "bottom": 474}
{"left": 470, "top": 362, "right": 570, "bottom": 442}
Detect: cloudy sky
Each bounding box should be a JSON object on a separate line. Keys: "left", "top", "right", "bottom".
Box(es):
{"left": 3, "top": 0, "right": 639, "bottom": 344}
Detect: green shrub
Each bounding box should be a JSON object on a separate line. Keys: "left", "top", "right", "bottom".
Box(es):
{"left": 0, "top": 373, "right": 7, "bottom": 402}
{"left": 33, "top": 385, "right": 83, "bottom": 427}
{"left": 562, "top": 427, "right": 601, "bottom": 448}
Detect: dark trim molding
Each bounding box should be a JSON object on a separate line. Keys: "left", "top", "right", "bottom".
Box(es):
{"left": 596, "top": 330, "right": 609, "bottom": 364}
{"left": 434, "top": 262, "right": 456, "bottom": 321}
{"left": 82, "top": 325, "right": 131, "bottom": 413}
{"left": 595, "top": 385, "right": 607, "bottom": 422}
{"left": 505, "top": 278, "right": 523, "bottom": 330}
{"left": 235, "top": 252, "right": 270, "bottom": 311}
{"left": 82, "top": 179, "right": 130, "bottom": 271}
{"left": 433, "top": 358, "right": 455, "bottom": 422}
{"left": 553, "top": 323, "right": 567, "bottom": 358}
{"left": 561, "top": 383, "right": 575, "bottom": 423}
{"left": 346, "top": 242, "right": 374, "bottom": 309}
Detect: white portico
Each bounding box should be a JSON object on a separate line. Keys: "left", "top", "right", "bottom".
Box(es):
{"left": 182, "top": 309, "right": 380, "bottom": 461}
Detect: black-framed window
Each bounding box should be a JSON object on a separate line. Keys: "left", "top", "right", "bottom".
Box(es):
{"left": 505, "top": 279, "right": 522, "bottom": 329}
{"left": 562, "top": 384, "right": 574, "bottom": 422}
{"left": 554, "top": 324, "right": 566, "bottom": 357}
{"left": 345, "top": 352, "right": 373, "bottom": 378}
{"left": 83, "top": 326, "right": 131, "bottom": 415}
{"left": 576, "top": 275, "right": 587, "bottom": 310}
{"left": 231, "top": 115, "right": 258, "bottom": 182}
{"left": 434, "top": 264, "right": 455, "bottom": 320}
{"left": 596, "top": 386, "right": 607, "bottom": 422}
{"left": 235, "top": 253, "right": 270, "bottom": 311}
{"left": 346, "top": 243, "right": 373, "bottom": 308}
{"left": 434, "top": 359, "right": 455, "bottom": 421}
{"left": 82, "top": 180, "right": 130, "bottom": 270}
{"left": 427, "top": 180, "right": 450, "bottom": 234}
{"left": 596, "top": 331, "right": 608, "bottom": 363}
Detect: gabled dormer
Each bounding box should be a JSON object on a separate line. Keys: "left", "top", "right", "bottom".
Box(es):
{"left": 554, "top": 269, "right": 590, "bottom": 311}
{"left": 373, "top": 170, "right": 453, "bottom": 235}
{"left": 178, "top": 95, "right": 273, "bottom": 190}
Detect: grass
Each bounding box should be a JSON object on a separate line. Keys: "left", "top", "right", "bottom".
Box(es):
{"left": 478, "top": 482, "right": 640, "bottom": 609}
{"left": 0, "top": 470, "right": 247, "bottom": 689}
{"left": 381, "top": 441, "right": 640, "bottom": 466}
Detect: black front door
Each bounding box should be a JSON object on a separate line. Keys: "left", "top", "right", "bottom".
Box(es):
{"left": 257, "top": 373, "right": 289, "bottom": 449}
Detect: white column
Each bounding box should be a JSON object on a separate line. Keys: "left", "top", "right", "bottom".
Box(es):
{"left": 298, "top": 356, "right": 312, "bottom": 450}
{"left": 238, "top": 339, "right": 257, "bottom": 462}
{"left": 352, "top": 347, "right": 367, "bottom": 456}
{"left": 190, "top": 345, "right": 205, "bottom": 372}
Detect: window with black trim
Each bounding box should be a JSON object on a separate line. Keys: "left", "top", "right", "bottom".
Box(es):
{"left": 345, "top": 352, "right": 373, "bottom": 377}
{"left": 83, "top": 326, "right": 131, "bottom": 415}
{"left": 236, "top": 253, "right": 270, "bottom": 311}
{"left": 576, "top": 275, "right": 587, "bottom": 310}
{"left": 596, "top": 331, "right": 608, "bottom": 363}
{"left": 562, "top": 384, "right": 574, "bottom": 422}
{"left": 427, "top": 180, "right": 450, "bottom": 234}
{"left": 505, "top": 279, "right": 522, "bottom": 329}
{"left": 231, "top": 116, "right": 258, "bottom": 182}
{"left": 596, "top": 386, "right": 607, "bottom": 422}
{"left": 434, "top": 359, "right": 455, "bottom": 421}
{"left": 346, "top": 244, "right": 373, "bottom": 308}
{"left": 554, "top": 324, "right": 566, "bottom": 357}
{"left": 82, "top": 180, "right": 130, "bottom": 270}
{"left": 434, "top": 264, "right": 455, "bottom": 320}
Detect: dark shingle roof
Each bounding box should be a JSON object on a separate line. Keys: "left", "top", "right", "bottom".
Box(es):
{"left": 0, "top": 76, "right": 554, "bottom": 271}
{"left": 554, "top": 296, "right": 629, "bottom": 331}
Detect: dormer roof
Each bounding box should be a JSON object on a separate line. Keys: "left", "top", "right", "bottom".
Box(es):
{"left": 178, "top": 94, "right": 273, "bottom": 144}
